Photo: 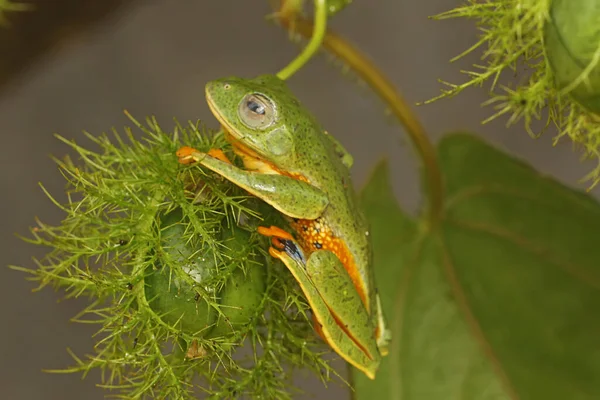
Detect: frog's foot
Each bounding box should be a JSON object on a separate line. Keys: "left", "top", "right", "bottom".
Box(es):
{"left": 177, "top": 147, "right": 232, "bottom": 165}
{"left": 207, "top": 148, "right": 232, "bottom": 164}
{"left": 258, "top": 225, "right": 307, "bottom": 266}
{"left": 257, "top": 225, "right": 294, "bottom": 241}
{"left": 176, "top": 146, "right": 200, "bottom": 165}
{"left": 265, "top": 238, "right": 303, "bottom": 267}
{"left": 259, "top": 227, "right": 326, "bottom": 343}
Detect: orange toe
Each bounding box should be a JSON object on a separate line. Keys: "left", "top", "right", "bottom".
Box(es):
{"left": 207, "top": 148, "right": 232, "bottom": 164}
{"left": 176, "top": 146, "right": 198, "bottom": 164}
{"left": 257, "top": 225, "right": 294, "bottom": 241}
{"left": 268, "top": 246, "right": 283, "bottom": 259}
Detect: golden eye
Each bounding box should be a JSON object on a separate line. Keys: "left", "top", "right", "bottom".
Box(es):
{"left": 238, "top": 94, "right": 276, "bottom": 129}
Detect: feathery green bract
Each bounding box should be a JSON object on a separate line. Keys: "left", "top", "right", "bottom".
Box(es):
{"left": 13, "top": 114, "right": 337, "bottom": 399}
{"left": 428, "top": 0, "right": 600, "bottom": 189}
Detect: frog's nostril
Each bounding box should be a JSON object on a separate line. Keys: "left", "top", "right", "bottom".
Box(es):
{"left": 223, "top": 83, "right": 231, "bottom": 90}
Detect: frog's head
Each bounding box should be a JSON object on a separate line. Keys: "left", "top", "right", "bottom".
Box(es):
{"left": 205, "top": 75, "right": 307, "bottom": 167}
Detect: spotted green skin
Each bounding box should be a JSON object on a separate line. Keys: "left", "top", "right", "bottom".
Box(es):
{"left": 190, "top": 74, "right": 389, "bottom": 377}
{"left": 276, "top": 246, "right": 379, "bottom": 378}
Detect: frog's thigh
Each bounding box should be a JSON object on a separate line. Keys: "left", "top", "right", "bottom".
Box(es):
{"left": 199, "top": 155, "right": 329, "bottom": 219}
{"left": 275, "top": 249, "right": 378, "bottom": 379}
{"left": 306, "top": 250, "right": 379, "bottom": 360}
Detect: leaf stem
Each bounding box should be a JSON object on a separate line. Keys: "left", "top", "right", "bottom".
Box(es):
{"left": 275, "top": 8, "right": 444, "bottom": 229}
{"left": 276, "top": 0, "right": 327, "bottom": 81}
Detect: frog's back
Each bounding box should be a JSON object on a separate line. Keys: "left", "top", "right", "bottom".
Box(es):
{"left": 290, "top": 122, "right": 375, "bottom": 313}
{"left": 242, "top": 75, "right": 375, "bottom": 313}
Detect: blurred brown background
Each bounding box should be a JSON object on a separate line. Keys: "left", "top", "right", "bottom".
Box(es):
{"left": 0, "top": 1, "right": 593, "bottom": 399}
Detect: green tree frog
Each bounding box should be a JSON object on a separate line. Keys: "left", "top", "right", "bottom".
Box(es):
{"left": 177, "top": 75, "right": 390, "bottom": 379}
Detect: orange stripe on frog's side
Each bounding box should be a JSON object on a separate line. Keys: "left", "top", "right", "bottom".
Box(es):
{"left": 290, "top": 217, "right": 368, "bottom": 308}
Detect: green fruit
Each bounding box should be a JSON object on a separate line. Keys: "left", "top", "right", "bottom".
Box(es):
{"left": 544, "top": 0, "right": 600, "bottom": 113}
{"left": 144, "top": 208, "right": 266, "bottom": 338}
{"left": 208, "top": 228, "right": 266, "bottom": 337}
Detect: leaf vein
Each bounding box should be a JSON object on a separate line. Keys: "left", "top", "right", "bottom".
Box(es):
{"left": 437, "top": 233, "right": 520, "bottom": 400}
{"left": 448, "top": 218, "right": 600, "bottom": 291}
{"left": 446, "top": 184, "right": 600, "bottom": 219}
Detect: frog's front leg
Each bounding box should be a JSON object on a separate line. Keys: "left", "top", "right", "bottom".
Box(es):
{"left": 267, "top": 237, "right": 380, "bottom": 379}
{"left": 177, "top": 147, "right": 329, "bottom": 219}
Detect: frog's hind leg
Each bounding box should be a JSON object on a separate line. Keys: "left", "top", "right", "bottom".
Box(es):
{"left": 258, "top": 227, "right": 379, "bottom": 378}
{"left": 268, "top": 245, "right": 380, "bottom": 380}
{"left": 305, "top": 250, "right": 380, "bottom": 362}
{"left": 259, "top": 227, "right": 328, "bottom": 342}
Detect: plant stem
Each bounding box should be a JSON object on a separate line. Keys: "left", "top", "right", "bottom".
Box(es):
{"left": 276, "top": 0, "right": 327, "bottom": 81}
{"left": 275, "top": 8, "right": 444, "bottom": 229}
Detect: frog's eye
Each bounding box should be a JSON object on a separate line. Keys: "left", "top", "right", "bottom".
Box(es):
{"left": 238, "top": 94, "right": 276, "bottom": 129}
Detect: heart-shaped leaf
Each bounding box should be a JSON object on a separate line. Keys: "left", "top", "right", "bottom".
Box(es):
{"left": 355, "top": 134, "right": 600, "bottom": 399}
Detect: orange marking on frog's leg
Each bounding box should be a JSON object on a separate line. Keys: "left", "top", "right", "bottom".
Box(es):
{"left": 207, "top": 148, "right": 232, "bottom": 164}
{"left": 291, "top": 218, "right": 369, "bottom": 309}
{"left": 335, "top": 243, "right": 368, "bottom": 308}
{"left": 257, "top": 225, "right": 295, "bottom": 241}
{"left": 176, "top": 146, "right": 198, "bottom": 164}
{"left": 311, "top": 295, "right": 375, "bottom": 362}
{"left": 329, "top": 306, "right": 374, "bottom": 361}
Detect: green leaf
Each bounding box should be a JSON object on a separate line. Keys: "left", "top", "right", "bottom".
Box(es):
{"left": 354, "top": 134, "right": 600, "bottom": 399}
{"left": 353, "top": 160, "right": 417, "bottom": 398}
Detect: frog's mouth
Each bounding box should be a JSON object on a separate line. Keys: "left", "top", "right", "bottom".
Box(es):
{"left": 222, "top": 129, "right": 261, "bottom": 161}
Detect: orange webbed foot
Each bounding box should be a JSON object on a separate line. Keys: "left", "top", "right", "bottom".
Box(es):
{"left": 177, "top": 147, "right": 233, "bottom": 166}
{"left": 258, "top": 226, "right": 294, "bottom": 260}
{"left": 207, "top": 148, "right": 233, "bottom": 164}
{"left": 257, "top": 225, "right": 295, "bottom": 241}
{"left": 176, "top": 146, "right": 199, "bottom": 165}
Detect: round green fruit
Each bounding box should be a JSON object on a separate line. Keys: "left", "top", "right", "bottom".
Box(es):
{"left": 144, "top": 207, "right": 266, "bottom": 339}
{"left": 544, "top": 0, "right": 600, "bottom": 113}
